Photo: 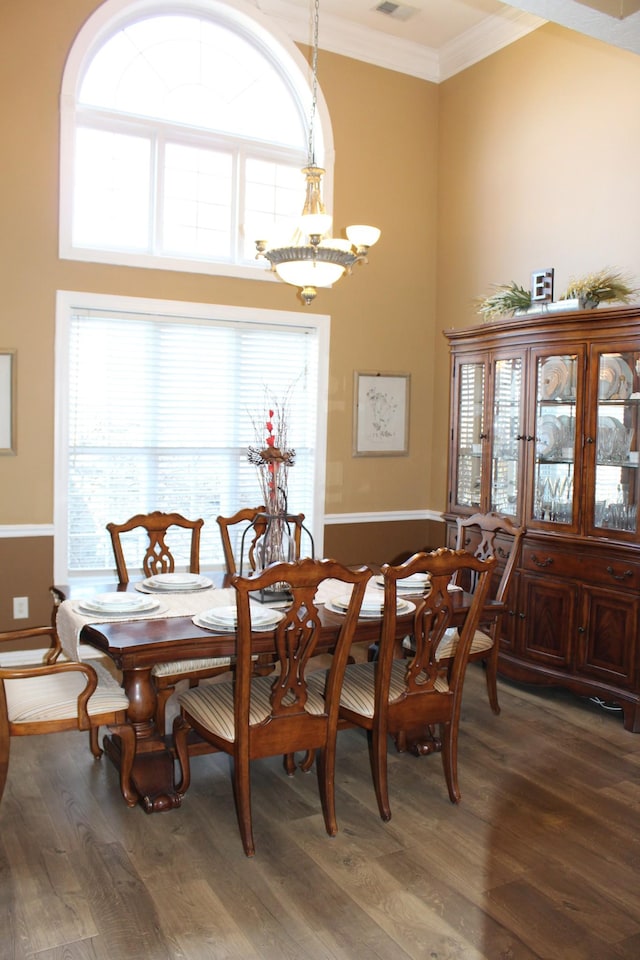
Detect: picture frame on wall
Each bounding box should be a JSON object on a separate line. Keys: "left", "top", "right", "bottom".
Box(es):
{"left": 0, "top": 349, "right": 16, "bottom": 455}
{"left": 353, "top": 371, "right": 410, "bottom": 457}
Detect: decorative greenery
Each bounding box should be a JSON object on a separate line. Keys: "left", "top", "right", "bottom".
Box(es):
{"left": 476, "top": 281, "right": 532, "bottom": 322}
{"left": 559, "top": 269, "right": 637, "bottom": 307}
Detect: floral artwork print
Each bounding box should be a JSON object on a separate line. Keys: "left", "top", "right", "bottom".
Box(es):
{"left": 355, "top": 373, "right": 409, "bottom": 456}
{"left": 365, "top": 385, "right": 399, "bottom": 440}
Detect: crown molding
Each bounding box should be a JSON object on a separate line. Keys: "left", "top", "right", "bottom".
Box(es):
{"left": 256, "top": 0, "right": 545, "bottom": 81}
{"left": 439, "top": 9, "right": 546, "bottom": 81}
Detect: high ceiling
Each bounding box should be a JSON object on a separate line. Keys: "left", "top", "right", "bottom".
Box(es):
{"left": 257, "top": 0, "right": 640, "bottom": 80}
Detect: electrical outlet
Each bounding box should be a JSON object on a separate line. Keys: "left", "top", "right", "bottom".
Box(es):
{"left": 13, "top": 596, "right": 29, "bottom": 619}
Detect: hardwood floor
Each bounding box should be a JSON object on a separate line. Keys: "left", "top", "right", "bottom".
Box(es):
{"left": 2, "top": 666, "right": 640, "bottom": 959}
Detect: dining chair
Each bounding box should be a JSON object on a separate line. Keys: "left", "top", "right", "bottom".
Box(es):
{"left": 438, "top": 511, "right": 524, "bottom": 714}
{"left": 0, "top": 625, "right": 137, "bottom": 808}
{"left": 107, "top": 510, "right": 231, "bottom": 734}
{"left": 106, "top": 510, "right": 204, "bottom": 583}
{"left": 173, "top": 557, "right": 371, "bottom": 857}
{"left": 321, "top": 547, "right": 495, "bottom": 821}
{"left": 216, "top": 505, "right": 306, "bottom": 576}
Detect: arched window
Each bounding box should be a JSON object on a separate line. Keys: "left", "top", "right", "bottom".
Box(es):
{"left": 59, "top": 0, "right": 333, "bottom": 279}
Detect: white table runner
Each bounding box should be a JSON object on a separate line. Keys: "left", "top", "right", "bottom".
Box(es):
{"left": 56, "top": 586, "right": 236, "bottom": 661}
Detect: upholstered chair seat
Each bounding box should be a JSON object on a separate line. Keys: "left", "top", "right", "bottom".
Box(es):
{"left": 4, "top": 660, "right": 128, "bottom": 724}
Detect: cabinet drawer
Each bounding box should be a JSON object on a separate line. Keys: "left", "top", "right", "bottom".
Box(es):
{"left": 522, "top": 544, "right": 640, "bottom": 590}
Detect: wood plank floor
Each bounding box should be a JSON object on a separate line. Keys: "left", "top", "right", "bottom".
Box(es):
{"left": 2, "top": 665, "right": 640, "bottom": 960}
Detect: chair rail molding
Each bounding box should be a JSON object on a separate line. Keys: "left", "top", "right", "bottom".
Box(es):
{"left": 0, "top": 524, "right": 54, "bottom": 538}
{"left": 324, "top": 510, "right": 442, "bottom": 525}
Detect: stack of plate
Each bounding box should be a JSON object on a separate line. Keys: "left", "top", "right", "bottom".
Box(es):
{"left": 325, "top": 594, "right": 416, "bottom": 619}
{"left": 376, "top": 573, "right": 429, "bottom": 592}
{"left": 193, "top": 604, "right": 284, "bottom": 632}
{"left": 142, "top": 573, "right": 213, "bottom": 592}
{"left": 75, "top": 592, "right": 162, "bottom": 617}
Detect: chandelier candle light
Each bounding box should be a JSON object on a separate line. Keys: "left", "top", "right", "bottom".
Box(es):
{"left": 254, "top": 0, "right": 380, "bottom": 305}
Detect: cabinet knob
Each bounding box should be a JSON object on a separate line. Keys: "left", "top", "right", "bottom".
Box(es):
{"left": 526, "top": 435, "right": 535, "bottom": 442}
{"left": 518, "top": 612, "right": 526, "bottom": 620}
{"left": 479, "top": 433, "right": 488, "bottom": 440}
{"left": 578, "top": 626, "right": 586, "bottom": 634}
{"left": 585, "top": 437, "right": 594, "bottom": 444}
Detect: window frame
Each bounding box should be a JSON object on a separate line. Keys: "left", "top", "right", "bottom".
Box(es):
{"left": 59, "top": 0, "right": 335, "bottom": 279}
{"left": 53, "top": 289, "right": 330, "bottom": 583}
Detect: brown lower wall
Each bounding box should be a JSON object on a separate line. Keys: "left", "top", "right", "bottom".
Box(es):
{"left": 323, "top": 518, "right": 445, "bottom": 567}
{"left": 0, "top": 537, "right": 54, "bottom": 630}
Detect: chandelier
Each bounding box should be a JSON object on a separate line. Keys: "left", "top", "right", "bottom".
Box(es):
{"left": 255, "top": 0, "right": 380, "bottom": 305}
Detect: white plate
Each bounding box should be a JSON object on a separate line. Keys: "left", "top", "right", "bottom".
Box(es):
{"left": 82, "top": 591, "right": 152, "bottom": 611}
{"left": 200, "top": 604, "right": 284, "bottom": 629}
{"left": 611, "top": 357, "right": 633, "bottom": 399}
{"left": 599, "top": 355, "right": 633, "bottom": 400}
{"left": 540, "top": 357, "right": 569, "bottom": 400}
{"left": 76, "top": 597, "right": 164, "bottom": 617}
{"left": 375, "top": 575, "right": 429, "bottom": 591}
{"left": 143, "top": 573, "right": 213, "bottom": 592}
{"left": 537, "top": 415, "right": 560, "bottom": 457}
{"left": 326, "top": 597, "right": 416, "bottom": 619}
{"left": 193, "top": 611, "right": 283, "bottom": 633}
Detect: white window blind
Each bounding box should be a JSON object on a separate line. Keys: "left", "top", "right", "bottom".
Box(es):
{"left": 59, "top": 300, "right": 323, "bottom": 578}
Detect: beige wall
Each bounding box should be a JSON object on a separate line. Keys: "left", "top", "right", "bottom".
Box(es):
{"left": 433, "top": 22, "right": 640, "bottom": 508}
{"left": 3, "top": 6, "right": 640, "bottom": 627}
{"left": 0, "top": 0, "right": 437, "bottom": 626}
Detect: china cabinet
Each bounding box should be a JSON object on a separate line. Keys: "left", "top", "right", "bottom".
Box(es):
{"left": 444, "top": 303, "right": 640, "bottom": 730}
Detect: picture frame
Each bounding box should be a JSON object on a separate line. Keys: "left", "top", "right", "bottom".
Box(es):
{"left": 0, "top": 349, "right": 16, "bottom": 455}
{"left": 353, "top": 371, "right": 410, "bottom": 457}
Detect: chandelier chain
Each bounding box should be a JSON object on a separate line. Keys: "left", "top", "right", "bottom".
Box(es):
{"left": 307, "top": 0, "right": 320, "bottom": 166}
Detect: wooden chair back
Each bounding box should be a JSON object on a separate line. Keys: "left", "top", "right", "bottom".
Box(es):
{"left": 454, "top": 511, "right": 523, "bottom": 606}
{"left": 106, "top": 510, "right": 203, "bottom": 583}
{"left": 173, "top": 557, "right": 371, "bottom": 855}
{"left": 379, "top": 548, "right": 496, "bottom": 721}
{"left": 216, "top": 506, "right": 305, "bottom": 576}
{"left": 235, "top": 558, "right": 369, "bottom": 747}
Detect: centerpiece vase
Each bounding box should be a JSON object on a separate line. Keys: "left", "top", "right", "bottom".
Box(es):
{"left": 253, "top": 462, "right": 295, "bottom": 593}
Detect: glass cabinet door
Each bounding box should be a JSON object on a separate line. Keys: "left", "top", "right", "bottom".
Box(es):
{"left": 453, "top": 360, "right": 485, "bottom": 510}
{"left": 592, "top": 347, "right": 639, "bottom": 538}
{"left": 532, "top": 352, "right": 580, "bottom": 526}
{"left": 490, "top": 356, "right": 523, "bottom": 518}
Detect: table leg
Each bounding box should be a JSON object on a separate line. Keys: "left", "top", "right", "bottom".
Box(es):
{"left": 102, "top": 665, "right": 183, "bottom": 813}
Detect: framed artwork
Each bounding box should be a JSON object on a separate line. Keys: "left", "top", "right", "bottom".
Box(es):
{"left": 353, "top": 371, "right": 410, "bottom": 457}
{"left": 0, "top": 349, "right": 16, "bottom": 455}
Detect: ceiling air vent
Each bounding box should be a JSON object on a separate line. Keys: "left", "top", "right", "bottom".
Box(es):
{"left": 373, "top": 1, "right": 419, "bottom": 23}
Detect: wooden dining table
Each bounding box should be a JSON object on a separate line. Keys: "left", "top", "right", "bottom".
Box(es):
{"left": 55, "top": 575, "right": 502, "bottom": 813}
